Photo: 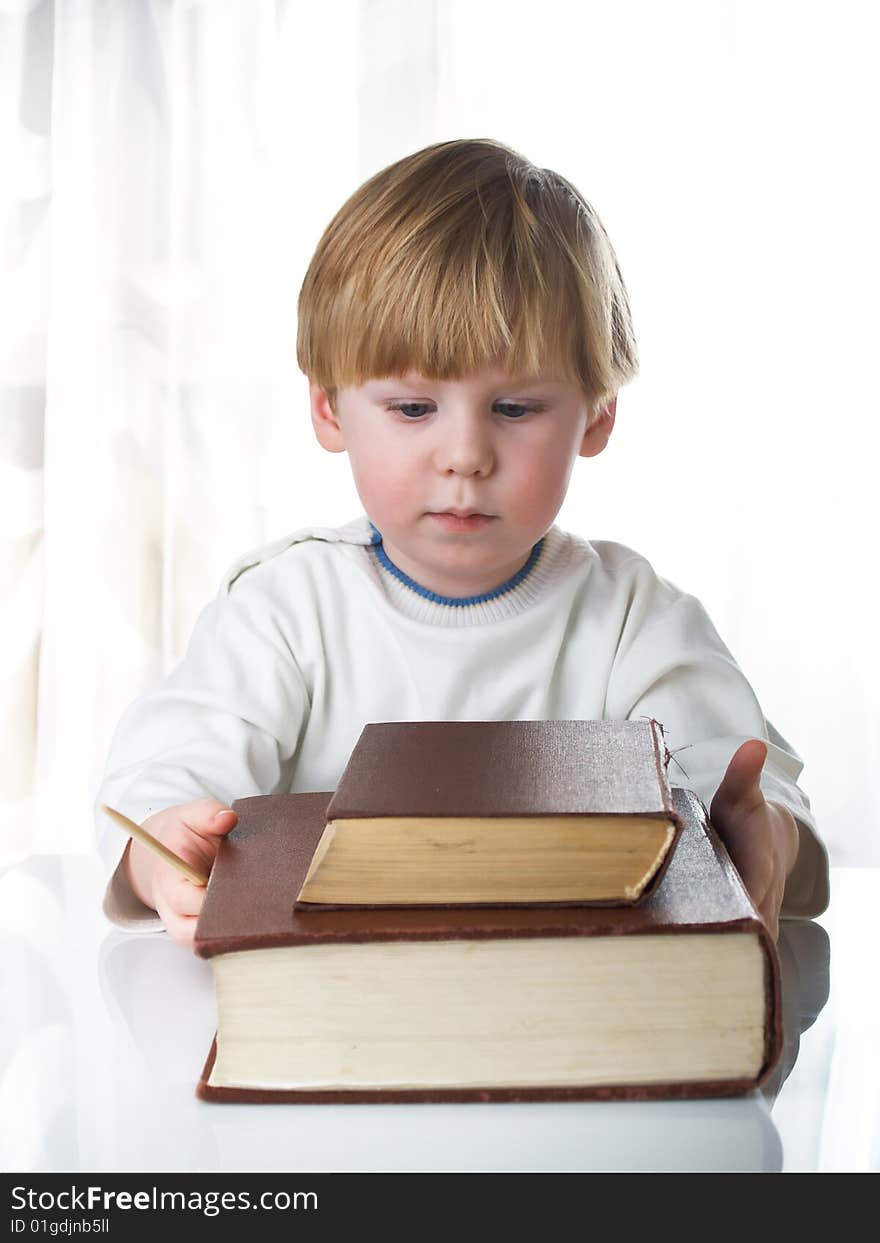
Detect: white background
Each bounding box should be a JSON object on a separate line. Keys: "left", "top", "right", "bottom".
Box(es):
{"left": 1, "top": 0, "right": 877, "bottom": 861}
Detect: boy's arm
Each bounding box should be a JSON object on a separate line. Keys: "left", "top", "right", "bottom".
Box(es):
{"left": 95, "top": 575, "right": 310, "bottom": 932}
{"left": 605, "top": 568, "right": 829, "bottom": 925}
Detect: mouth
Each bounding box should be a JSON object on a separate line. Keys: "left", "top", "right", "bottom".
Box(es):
{"left": 428, "top": 510, "right": 496, "bottom": 532}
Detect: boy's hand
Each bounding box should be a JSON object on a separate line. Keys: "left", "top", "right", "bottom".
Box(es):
{"left": 709, "top": 740, "right": 799, "bottom": 941}
{"left": 123, "top": 798, "right": 238, "bottom": 947}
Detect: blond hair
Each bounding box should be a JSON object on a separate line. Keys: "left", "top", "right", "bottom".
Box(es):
{"left": 296, "top": 138, "right": 638, "bottom": 419}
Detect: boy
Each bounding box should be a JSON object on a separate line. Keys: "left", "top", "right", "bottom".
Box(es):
{"left": 96, "top": 138, "right": 829, "bottom": 946}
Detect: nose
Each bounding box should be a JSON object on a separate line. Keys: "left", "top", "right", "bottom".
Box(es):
{"left": 433, "top": 407, "right": 495, "bottom": 477}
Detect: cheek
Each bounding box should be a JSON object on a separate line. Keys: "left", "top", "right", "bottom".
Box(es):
{"left": 506, "top": 438, "right": 574, "bottom": 507}
{"left": 349, "top": 442, "right": 415, "bottom": 511}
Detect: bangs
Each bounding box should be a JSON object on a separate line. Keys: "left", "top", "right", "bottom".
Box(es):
{"left": 297, "top": 140, "right": 638, "bottom": 413}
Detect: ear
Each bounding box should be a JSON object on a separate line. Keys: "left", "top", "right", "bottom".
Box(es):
{"left": 579, "top": 395, "right": 617, "bottom": 459}
{"left": 309, "top": 380, "right": 346, "bottom": 453}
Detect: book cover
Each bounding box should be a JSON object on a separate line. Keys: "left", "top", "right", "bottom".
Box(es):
{"left": 295, "top": 718, "right": 685, "bottom": 908}
{"left": 325, "top": 718, "right": 679, "bottom": 820}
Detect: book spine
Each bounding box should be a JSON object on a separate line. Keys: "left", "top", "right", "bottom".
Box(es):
{"left": 644, "top": 716, "right": 675, "bottom": 816}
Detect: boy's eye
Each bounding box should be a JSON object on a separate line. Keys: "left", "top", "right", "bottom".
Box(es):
{"left": 390, "top": 403, "right": 432, "bottom": 419}
{"left": 387, "top": 402, "right": 536, "bottom": 420}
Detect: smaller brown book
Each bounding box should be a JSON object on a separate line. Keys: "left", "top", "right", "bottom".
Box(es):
{"left": 193, "top": 786, "right": 781, "bottom": 1103}
{"left": 295, "top": 718, "right": 683, "bottom": 908}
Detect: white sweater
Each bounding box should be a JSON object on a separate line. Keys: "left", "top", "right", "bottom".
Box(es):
{"left": 96, "top": 514, "right": 829, "bottom": 928}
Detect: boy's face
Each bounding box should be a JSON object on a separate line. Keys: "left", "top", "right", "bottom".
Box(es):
{"left": 309, "top": 365, "right": 616, "bottom": 598}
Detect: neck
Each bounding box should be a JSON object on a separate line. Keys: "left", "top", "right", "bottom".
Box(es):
{"left": 369, "top": 523, "right": 545, "bottom": 606}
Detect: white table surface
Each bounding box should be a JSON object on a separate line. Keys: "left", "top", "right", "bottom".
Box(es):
{"left": 1, "top": 855, "right": 877, "bottom": 1173}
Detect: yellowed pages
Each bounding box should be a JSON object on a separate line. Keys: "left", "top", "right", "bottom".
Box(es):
{"left": 296, "top": 816, "right": 676, "bottom": 904}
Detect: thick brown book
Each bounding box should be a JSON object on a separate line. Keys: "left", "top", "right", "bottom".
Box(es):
{"left": 193, "top": 786, "right": 782, "bottom": 1103}
{"left": 295, "top": 718, "right": 685, "bottom": 907}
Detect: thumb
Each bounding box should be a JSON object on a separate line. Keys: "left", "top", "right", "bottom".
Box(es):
{"left": 182, "top": 798, "right": 239, "bottom": 838}
{"left": 711, "top": 739, "right": 767, "bottom": 820}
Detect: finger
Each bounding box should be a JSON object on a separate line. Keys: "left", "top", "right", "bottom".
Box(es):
{"left": 157, "top": 875, "right": 206, "bottom": 919}
{"left": 183, "top": 804, "right": 239, "bottom": 842}
{"left": 168, "top": 914, "right": 198, "bottom": 948}
{"left": 756, "top": 895, "right": 780, "bottom": 943}
{"left": 730, "top": 855, "right": 771, "bottom": 911}
{"left": 146, "top": 797, "right": 237, "bottom": 839}
{"left": 143, "top": 797, "right": 228, "bottom": 832}
{"left": 732, "top": 858, "right": 783, "bottom": 941}
{"left": 154, "top": 892, "right": 199, "bottom": 947}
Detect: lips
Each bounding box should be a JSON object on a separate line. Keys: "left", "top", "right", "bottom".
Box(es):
{"left": 429, "top": 511, "right": 496, "bottom": 532}
{"left": 434, "top": 509, "right": 492, "bottom": 518}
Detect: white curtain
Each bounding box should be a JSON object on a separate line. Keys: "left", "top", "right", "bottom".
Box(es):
{"left": 1, "top": 0, "right": 365, "bottom": 855}
{"left": 2, "top": 0, "right": 877, "bottom": 862}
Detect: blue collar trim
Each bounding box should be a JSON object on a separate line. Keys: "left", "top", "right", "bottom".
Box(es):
{"left": 368, "top": 521, "right": 544, "bottom": 607}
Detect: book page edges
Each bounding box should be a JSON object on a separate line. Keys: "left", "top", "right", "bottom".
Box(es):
{"left": 203, "top": 932, "right": 770, "bottom": 1096}
{"left": 624, "top": 821, "right": 678, "bottom": 900}
{"left": 297, "top": 822, "right": 335, "bottom": 892}
{"left": 296, "top": 815, "right": 677, "bottom": 906}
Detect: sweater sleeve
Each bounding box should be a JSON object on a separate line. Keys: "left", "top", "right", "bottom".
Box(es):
{"left": 94, "top": 572, "right": 310, "bottom": 932}
{"left": 604, "top": 565, "right": 829, "bottom": 919}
